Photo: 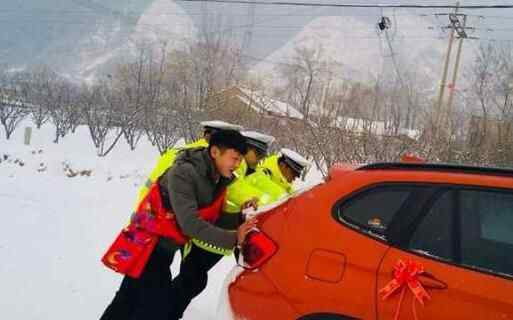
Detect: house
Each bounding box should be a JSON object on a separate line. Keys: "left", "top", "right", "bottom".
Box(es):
{"left": 206, "top": 86, "right": 303, "bottom": 122}
{"left": 207, "top": 86, "right": 419, "bottom": 140}
{"left": 332, "top": 116, "right": 420, "bottom": 140}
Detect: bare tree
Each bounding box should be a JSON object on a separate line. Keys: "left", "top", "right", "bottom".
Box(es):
{"left": 79, "top": 83, "right": 123, "bottom": 157}
{"left": 151, "top": 103, "right": 182, "bottom": 154}
{"left": 278, "top": 46, "right": 332, "bottom": 122}
{"left": 469, "top": 45, "right": 497, "bottom": 149}
{"left": 161, "top": 24, "right": 244, "bottom": 143}
{"left": 24, "top": 66, "right": 53, "bottom": 129}
{"left": 112, "top": 47, "right": 152, "bottom": 150}
{"left": 459, "top": 43, "right": 513, "bottom": 165}
{"left": 47, "top": 79, "right": 78, "bottom": 143}
{"left": 0, "top": 67, "right": 29, "bottom": 139}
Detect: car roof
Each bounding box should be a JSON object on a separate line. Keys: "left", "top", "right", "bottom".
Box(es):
{"left": 357, "top": 162, "right": 513, "bottom": 178}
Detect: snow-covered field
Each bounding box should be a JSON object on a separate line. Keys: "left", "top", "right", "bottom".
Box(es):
{"left": 0, "top": 121, "right": 322, "bottom": 320}
{"left": 0, "top": 122, "right": 236, "bottom": 319}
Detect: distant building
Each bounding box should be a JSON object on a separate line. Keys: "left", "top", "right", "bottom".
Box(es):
{"left": 208, "top": 86, "right": 419, "bottom": 140}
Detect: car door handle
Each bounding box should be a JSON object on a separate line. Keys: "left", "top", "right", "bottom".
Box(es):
{"left": 418, "top": 272, "right": 448, "bottom": 290}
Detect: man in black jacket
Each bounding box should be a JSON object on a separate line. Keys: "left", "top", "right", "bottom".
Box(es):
{"left": 100, "top": 130, "right": 256, "bottom": 320}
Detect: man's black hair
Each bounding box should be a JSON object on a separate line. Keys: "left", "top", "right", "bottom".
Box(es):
{"left": 208, "top": 130, "right": 248, "bottom": 155}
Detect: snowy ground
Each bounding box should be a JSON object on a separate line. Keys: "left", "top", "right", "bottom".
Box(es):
{"left": 0, "top": 121, "right": 322, "bottom": 320}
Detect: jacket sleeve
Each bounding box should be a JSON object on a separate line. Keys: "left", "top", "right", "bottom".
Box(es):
{"left": 167, "top": 163, "right": 237, "bottom": 249}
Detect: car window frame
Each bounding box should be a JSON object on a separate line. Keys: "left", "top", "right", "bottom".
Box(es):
{"left": 403, "top": 185, "right": 513, "bottom": 280}
{"left": 332, "top": 182, "right": 436, "bottom": 243}
{"left": 332, "top": 181, "right": 513, "bottom": 281}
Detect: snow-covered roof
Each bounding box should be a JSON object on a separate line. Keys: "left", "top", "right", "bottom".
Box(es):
{"left": 334, "top": 116, "right": 385, "bottom": 134}
{"left": 237, "top": 87, "right": 304, "bottom": 120}
{"left": 334, "top": 116, "right": 420, "bottom": 139}
{"left": 222, "top": 88, "right": 420, "bottom": 139}
{"left": 398, "top": 128, "right": 421, "bottom": 140}
{"left": 1, "top": 96, "right": 34, "bottom": 108}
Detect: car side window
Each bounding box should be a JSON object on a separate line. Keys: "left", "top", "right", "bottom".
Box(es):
{"left": 337, "top": 185, "right": 417, "bottom": 238}
{"left": 409, "top": 190, "right": 456, "bottom": 262}
{"left": 460, "top": 189, "right": 513, "bottom": 276}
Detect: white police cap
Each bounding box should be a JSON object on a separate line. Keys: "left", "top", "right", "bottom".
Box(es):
{"left": 280, "top": 148, "right": 310, "bottom": 175}
{"left": 200, "top": 120, "right": 243, "bottom": 132}
{"left": 241, "top": 131, "right": 275, "bottom": 153}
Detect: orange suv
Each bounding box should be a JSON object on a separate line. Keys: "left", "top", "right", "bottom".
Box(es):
{"left": 225, "top": 163, "right": 513, "bottom": 320}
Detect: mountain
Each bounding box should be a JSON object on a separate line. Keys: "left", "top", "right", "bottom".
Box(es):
{"left": 249, "top": 13, "right": 470, "bottom": 85}
{"left": 0, "top": 0, "right": 503, "bottom": 84}
{"left": 77, "top": 0, "right": 198, "bottom": 81}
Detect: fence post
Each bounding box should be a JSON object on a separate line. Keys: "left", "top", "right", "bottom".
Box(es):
{"left": 24, "top": 127, "right": 32, "bottom": 145}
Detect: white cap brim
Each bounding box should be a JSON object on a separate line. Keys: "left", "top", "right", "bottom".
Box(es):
{"left": 200, "top": 120, "right": 243, "bottom": 131}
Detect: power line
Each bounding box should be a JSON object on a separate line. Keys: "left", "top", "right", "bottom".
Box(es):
{"left": 465, "top": 14, "right": 513, "bottom": 20}
{"left": 176, "top": 0, "right": 513, "bottom": 9}
{"left": 0, "top": 9, "right": 511, "bottom": 18}
{"left": 0, "top": 11, "right": 448, "bottom": 18}
{"left": 0, "top": 15, "right": 482, "bottom": 34}
{"left": 2, "top": 21, "right": 511, "bottom": 44}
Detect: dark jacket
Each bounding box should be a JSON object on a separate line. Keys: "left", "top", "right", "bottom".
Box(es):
{"left": 158, "top": 148, "right": 237, "bottom": 250}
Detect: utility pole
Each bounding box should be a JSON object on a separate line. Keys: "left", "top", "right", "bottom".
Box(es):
{"left": 240, "top": 2, "right": 256, "bottom": 67}
{"left": 200, "top": 0, "right": 209, "bottom": 41}
{"left": 435, "top": 2, "right": 459, "bottom": 128}
{"left": 446, "top": 14, "right": 468, "bottom": 119}
{"left": 434, "top": 3, "right": 480, "bottom": 130}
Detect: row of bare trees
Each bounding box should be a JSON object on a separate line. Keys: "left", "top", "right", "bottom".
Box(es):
{"left": 264, "top": 43, "right": 513, "bottom": 173}
{"left": 0, "top": 30, "right": 244, "bottom": 156}
{"left": 2, "top": 37, "right": 513, "bottom": 171}
{"left": 1, "top": 65, "right": 84, "bottom": 143}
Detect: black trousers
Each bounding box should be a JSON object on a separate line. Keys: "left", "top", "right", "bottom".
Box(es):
{"left": 100, "top": 242, "right": 223, "bottom": 320}
{"left": 100, "top": 244, "right": 176, "bottom": 320}
{"left": 169, "top": 244, "right": 223, "bottom": 320}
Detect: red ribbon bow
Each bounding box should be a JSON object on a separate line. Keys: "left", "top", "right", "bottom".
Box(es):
{"left": 379, "top": 260, "right": 431, "bottom": 320}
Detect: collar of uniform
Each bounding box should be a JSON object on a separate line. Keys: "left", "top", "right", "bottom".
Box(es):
{"left": 186, "top": 138, "right": 208, "bottom": 149}
{"left": 259, "top": 155, "right": 292, "bottom": 192}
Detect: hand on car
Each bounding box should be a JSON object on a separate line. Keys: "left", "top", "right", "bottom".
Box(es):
{"left": 237, "top": 218, "right": 258, "bottom": 245}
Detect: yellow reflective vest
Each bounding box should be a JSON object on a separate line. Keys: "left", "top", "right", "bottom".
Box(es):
{"left": 254, "top": 154, "right": 293, "bottom": 194}
{"left": 193, "top": 155, "right": 293, "bottom": 256}
{"left": 191, "top": 158, "right": 250, "bottom": 256}
{"left": 224, "top": 154, "right": 293, "bottom": 216}
{"left": 134, "top": 138, "right": 219, "bottom": 258}
{"left": 134, "top": 139, "right": 208, "bottom": 209}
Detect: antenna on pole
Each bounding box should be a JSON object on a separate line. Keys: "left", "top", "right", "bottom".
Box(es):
{"left": 376, "top": 13, "right": 416, "bottom": 129}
